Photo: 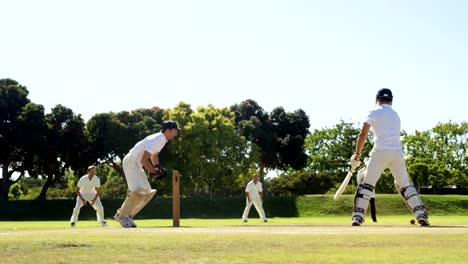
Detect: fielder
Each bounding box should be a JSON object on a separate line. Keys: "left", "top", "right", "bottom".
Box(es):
{"left": 114, "top": 120, "right": 179, "bottom": 228}
{"left": 242, "top": 174, "right": 268, "bottom": 223}
{"left": 70, "top": 165, "right": 107, "bottom": 227}
{"left": 350, "top": 88, "right": 429, "bottom": 226}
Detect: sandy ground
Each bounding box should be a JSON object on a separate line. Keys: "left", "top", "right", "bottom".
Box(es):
{"left": 1, "top": 224, "right": 467, "bottom": 236}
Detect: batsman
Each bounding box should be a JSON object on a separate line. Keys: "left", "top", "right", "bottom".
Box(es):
{"left": 350, "top": 88, "right": 429, "bottom": 226}
{"left": 114, "top": 120, "right": 180, "bottom": 228}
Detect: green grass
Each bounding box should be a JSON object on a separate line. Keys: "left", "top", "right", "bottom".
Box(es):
{"left": 1, "top": 217, "right": 467, "bottom": 264}
{"left": 296, "top": 194, "right": 468, "bottom": 216}
{"left": 1, "top": 215, "right": 467, "bottom": 230}
{"left": 2, "top": 232, "right": 466, "bottom": 264}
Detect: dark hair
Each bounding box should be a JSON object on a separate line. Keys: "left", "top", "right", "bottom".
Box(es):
{"left": 161, "top": 120, "right": 180, "bottom": 132}
{"left": 377, "top": 97, "right": 393, "bottom": 104}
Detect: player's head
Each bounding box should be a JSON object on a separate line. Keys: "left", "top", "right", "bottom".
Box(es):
{"left": 376, "top": 88, "right": 393, "bottom": 105}
{"left": 87, "top": 165, "right": 96, "bottom": 175}
{"left": 253, "top": 174, "right": 260, "bottom": 182}
{"left": 161, "top": 120, "right": 180, "bottom": 140}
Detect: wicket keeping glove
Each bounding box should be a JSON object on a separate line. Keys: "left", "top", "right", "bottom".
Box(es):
{"left": 153, "top": 164, "right": 168, "bottom": 180}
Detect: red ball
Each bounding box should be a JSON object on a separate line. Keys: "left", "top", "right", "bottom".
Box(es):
{"left": 410, "top": 219, "right": 416, "bottom": 225}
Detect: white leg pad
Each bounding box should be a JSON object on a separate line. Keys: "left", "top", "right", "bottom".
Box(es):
{"left": 352, "top": 183, "right": 375, "bottom": 224}
{"left": 131, "top": 189, "right": 156, "bottom": 218}
{"left": 117, "top": 189, "right": 156, "bottom": 219}
{"left": 399, "top": 185, "right": 428, "bottom": 220}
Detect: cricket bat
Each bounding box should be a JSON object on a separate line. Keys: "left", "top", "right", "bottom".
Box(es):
{"left": 333, "top": 169, "right": 354, "bottom": 200}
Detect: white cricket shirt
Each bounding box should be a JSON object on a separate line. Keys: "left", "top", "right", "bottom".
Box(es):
{"left": 245, "top": 180, "right": 263, "bottom": 199}
{"left": 128, "top": 132, "right": 167, "bottom": 165}
{"left": 364, "top": 104, "right": 402, "bottom": 151}
{"left": 77, "top": 175, "right": 101, "bottom": 193}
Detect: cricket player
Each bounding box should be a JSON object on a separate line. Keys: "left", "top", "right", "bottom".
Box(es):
{"left": 242, "top": 174, "right": 268, "bottom": 223}
{"left": 350, "top": 88, "right": 429, "bottom": 226}
{"left": 114, "top": 120, "right": 180, "bottom": 228}
{"left": 70, "top": 165, "right": 107, "bottom": 227}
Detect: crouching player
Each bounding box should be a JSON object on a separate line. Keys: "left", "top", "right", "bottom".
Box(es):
{"left": 114, "top": 121, "right": 180, "bottom": 228}
{"left": 70, "top": 165, "right": 107, "bottom": 227}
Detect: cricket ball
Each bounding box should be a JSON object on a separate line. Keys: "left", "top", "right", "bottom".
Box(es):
{"left": 410, "top": 219, "right": 416, "bottom": 225}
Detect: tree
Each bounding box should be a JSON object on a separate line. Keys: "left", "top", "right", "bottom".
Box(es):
{"left": 304, "top": 120, "right": 375, "bottom": 192}
{"left": 231, "top": 100, "right": 310, "bottom": 185}
{"left": 230, "top": 100, "right": 274, "bottom": 181}
{"left": 15, "top": 102, "right": 48, "bottom": 190}
{"left": 305, "top": 120, "right": 372, "bottom": 173}
{"left": 403, "top": 121, "right": 468, "bottom": 187}
{"left": 431, "top": 122, "right": 468, "bottom": 174}
{"left": 0, "top": 79, "right": 31, "bottom": 200}
{"left": 30, "top": 105, "right": 93, "bottom": 200}
{"left": 9, "top": 183, "right": 23, "bottom": 200}
{"left": 164, "top": 103, "right": 251, "bottom": 197}
{"left": 268, "top": 171, "right": 335, "bottom": 195}
{"left": 270, "top": 107, "right": 310, "bottom": 170}
{"left": 99, "top": 164, "right": 127, "bottom": 199}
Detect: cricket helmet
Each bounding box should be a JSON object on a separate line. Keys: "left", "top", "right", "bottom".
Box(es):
{"left": 376, "top": 88, "right": 393, "bottom": 99}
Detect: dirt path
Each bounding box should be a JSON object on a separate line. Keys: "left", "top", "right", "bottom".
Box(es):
{"left": 2, "top": 224, "right": 467, "bottom": 236}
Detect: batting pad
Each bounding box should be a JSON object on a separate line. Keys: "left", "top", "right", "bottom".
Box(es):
{"left": 118, "top": 189, "right": 157, "bottom": 219}
{"left": 131, "top": 189, "right": 156, "bottom": 218}
{"left": 399, "top": 185, "right": 428, "bottom": 219}
{"left": 352, "top": 183, "right": 375, "bottom": 223}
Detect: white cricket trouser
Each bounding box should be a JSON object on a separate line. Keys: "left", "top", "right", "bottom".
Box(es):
{"left": 123, "top": 154, "right": 151, "bottom": 192}
{"left": 353, "top": 149, "right": 422, "bottom": 222}
{"left": 70, "top": 192, "right": 105, "bottom": 223}
{"left": 242, "top": 197, "right": 267, "bottom": 221}
{"left": 363, "top": 149, "right": 411, "bottom": 188}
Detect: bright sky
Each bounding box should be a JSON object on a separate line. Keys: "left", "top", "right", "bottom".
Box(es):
{"left": 2, "top": 0, "right": 467, "bottom": 133}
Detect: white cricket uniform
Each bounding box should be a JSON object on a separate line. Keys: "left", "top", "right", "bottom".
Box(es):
{"left": 123, "top": 132, "right": 167, "bottom": 192}
{"left": 353, "top": 104, "right": 427, "bottom": 223}
{"left": 362, "top": 104, "right": 411, "bottom": 188}
{"left": 242, "top": 180, "right": 267, "bottom": 221}
{"left": 70, "top": 175, "right": 105, "bottom": 224}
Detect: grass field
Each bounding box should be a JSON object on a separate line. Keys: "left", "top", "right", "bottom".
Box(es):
{"left": 1, "top": 216, "right": 467, "bottom": 264}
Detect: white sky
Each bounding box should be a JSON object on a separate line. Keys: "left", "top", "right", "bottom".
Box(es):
{"left": 1, "top": 0, "right": 467, "bottom": 133}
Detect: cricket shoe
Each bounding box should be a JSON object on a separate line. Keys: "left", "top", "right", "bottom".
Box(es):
{"left": 114, "top": 213, "right": 132, "bottom": 228}
{"left": 417, "top": 216, "right": 430, "bottom": 226}
{"left": 124, "top": 216, "right": 137, "bottom": 228}
{"left": 351, "top": 216, "right": 363, "bottom": 226}
{"left": 101, "top": 221, "right": 108, "bottom": 227}
{"left": 70, "top": 222, "right": 75, "bottom": 227}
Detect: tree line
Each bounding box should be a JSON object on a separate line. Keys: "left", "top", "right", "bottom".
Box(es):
{"left": 1, "top": 78, "right": 467, "bottom": 200}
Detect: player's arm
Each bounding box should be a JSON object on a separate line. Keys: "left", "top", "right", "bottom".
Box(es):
{"left": 245, "top": 191, "right": 251, "bottom": 203}
{"left": 150, "top": 152, "right": 160, "bottom": 166}
{"left": 141, "top": 150, "right": 158, "bottom": 174}
{"left": 91, "top": 187, "right": 101, "bottom": 205}
{"left": 259, "top": 191, "right": 264, "bottom": 201}
{"left": 355, "top": 123, "right": 371, "bottom": 159}
{"left": 76, "top": 187, "right": 86, "bottom": 204}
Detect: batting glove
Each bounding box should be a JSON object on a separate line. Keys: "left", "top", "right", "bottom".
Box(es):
{"left": 350, "top": 154, "right": 361, "bottom": 171}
